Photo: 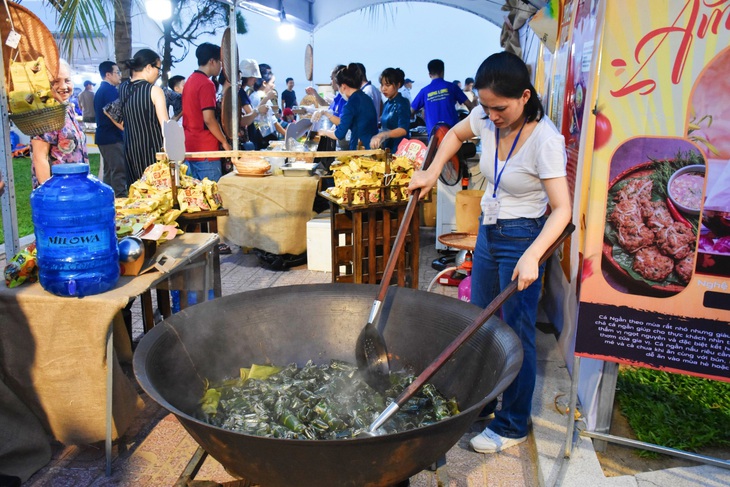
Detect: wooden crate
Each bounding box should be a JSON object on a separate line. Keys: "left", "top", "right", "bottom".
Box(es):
{"left": 329, "top": 201, "right": 419, "bottom": 288}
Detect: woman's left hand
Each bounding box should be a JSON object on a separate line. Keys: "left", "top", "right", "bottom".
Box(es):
{"left": 512, "top": 252, "right": 540, "bottom": 291}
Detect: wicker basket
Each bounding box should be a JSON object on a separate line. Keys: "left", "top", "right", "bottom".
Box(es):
{"left": 9, "top": 103, "right": 67, "bottom": 136}
{"left": 232, "top": 155, "right": 271, "bottom": 175}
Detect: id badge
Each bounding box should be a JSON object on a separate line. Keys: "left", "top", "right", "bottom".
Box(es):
{"left": 482, "top": 196, "right": 500, "bottom": 225}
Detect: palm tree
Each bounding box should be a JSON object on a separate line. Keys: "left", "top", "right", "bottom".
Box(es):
{"left": 47, "top": 0, "right": 245, "bottom": 81}
{"left": 113, "top": 0, "right": 133, "bottom": 78}
{"left": 45, "top": 0, "right": 133, "bottom": 76}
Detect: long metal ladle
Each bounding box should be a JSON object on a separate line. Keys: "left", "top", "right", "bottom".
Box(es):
{"left": 363, "top": 222, "right": 575, "bottom": 435}
{"left": 355, "top": 139, "right": 440, "bottom": 392}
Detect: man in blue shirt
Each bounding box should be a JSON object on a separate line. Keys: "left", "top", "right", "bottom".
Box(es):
{"left": 94, "top": 61, "right": 127, "bottom": 197}
{"left": 411, "top": 59, "right": 474, "bottom": 136}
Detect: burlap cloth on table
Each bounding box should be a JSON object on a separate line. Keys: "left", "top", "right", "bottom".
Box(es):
{"left": 217, "top": 173, "right": 318, "bottom": 255}
{"left": 0, "top": 232, "right": 219, "bottom": 479}
{"left": 0, "top": 272, "right": 183, "bottom": 456}
{"left": 0, "top": 375, "right": 50, "bottom": 481}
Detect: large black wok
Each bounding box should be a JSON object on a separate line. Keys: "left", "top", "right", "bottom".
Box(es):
{"left": 133, "top": 284, "right": 522, "bottom": 487}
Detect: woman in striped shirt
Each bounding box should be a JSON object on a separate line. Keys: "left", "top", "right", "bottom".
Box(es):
{"left": 119, "top": 49, "right": 169, "bottom": 186}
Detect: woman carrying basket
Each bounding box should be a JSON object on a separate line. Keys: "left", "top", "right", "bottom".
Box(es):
{"left": 29, "top": 60, "right": 88, "bottom": 189}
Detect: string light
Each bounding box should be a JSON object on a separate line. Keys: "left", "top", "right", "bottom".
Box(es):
{"left": 277, "top": 1, "right": 295, "bottom": 40}
{"left": 145, "top": 0, "right": 172, "bottom": 21}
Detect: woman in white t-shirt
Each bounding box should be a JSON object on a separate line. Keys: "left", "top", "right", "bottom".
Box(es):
{"left": 409, "top": 51, "right": 571, "bottom": 455}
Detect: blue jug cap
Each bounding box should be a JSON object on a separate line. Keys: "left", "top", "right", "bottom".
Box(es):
{"left": 51, "top": 163, "right": 90, "bottom": 175}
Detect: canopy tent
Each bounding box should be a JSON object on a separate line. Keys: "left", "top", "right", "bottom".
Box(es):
{"left": 234, "top": 0, "right": 545, "bottom": 32}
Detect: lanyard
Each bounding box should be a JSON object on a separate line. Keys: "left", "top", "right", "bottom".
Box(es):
{"left": 493, "top": 119, "right": 527, "bottom": 198}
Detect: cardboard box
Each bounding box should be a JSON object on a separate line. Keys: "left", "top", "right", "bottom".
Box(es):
{"left": 306, "top": 213, "right": 332, "bottom": 272}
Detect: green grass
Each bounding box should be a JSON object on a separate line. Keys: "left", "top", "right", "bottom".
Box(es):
{"left": 0, "top": 154, "right": 100, "bottom": 245}
{"left": 616, "top": 367, "right": 730, "bottom": 457}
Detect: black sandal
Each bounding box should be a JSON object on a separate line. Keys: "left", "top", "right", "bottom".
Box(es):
{"left": 218, "top": 243, "right": 232, "bottom": 255}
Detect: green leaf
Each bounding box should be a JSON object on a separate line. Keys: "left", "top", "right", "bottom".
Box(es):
{"left": 617, "top": 368, "right": 730, "bottom": 456}
{"left": 55, "top": 0, "right": 109, "bottom": 61}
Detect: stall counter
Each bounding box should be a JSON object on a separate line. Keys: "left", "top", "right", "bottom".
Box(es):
{"left": 217, "top": 173, "right": 319, "bottom": 255}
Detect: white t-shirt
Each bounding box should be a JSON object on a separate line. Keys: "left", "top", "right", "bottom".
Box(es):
{"left": 469, "top": 106, "right": 567, "bottom": 220}
{"left": 362, "top": 82, "right": 382, "bottom": 120}
{"left": 399, "top": 86, "right": 412, "bottom": 103}
{"left": 251, "top": 90, "right": 277, "bottom": 136}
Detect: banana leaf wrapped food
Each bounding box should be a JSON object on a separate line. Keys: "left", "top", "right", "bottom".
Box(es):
{"left": 197, "top": 360, "right": 459, "bottom": 440}
{"left": 326, "top": 156, "right": 415, "bottom": 205}
{"left": 114, "top": 161, "right": 223, "bottom": 236}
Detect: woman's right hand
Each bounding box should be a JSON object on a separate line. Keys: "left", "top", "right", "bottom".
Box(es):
{"left": 408, "top": 117, "right": 475, "bottom": 200}
{"left": 408, "top": 168, "right": 439, "bottom": 200}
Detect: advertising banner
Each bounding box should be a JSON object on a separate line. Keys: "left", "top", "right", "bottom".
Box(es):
{"left": 575, "top": 0, "right": 730, "bottom": 382}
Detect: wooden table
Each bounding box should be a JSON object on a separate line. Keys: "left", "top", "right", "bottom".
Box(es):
{"left": 0, "top": 233, "right": 221, "bottom": 475}
{"left": 176, "top": 208, "right": 229, "bottom": 234}
{"left": 217, "top": 173, "right": 319, "bottom": 255}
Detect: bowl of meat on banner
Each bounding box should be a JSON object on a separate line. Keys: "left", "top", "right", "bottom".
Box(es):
{"left": 603, "top": 153, "right": 704, "bottom": 295}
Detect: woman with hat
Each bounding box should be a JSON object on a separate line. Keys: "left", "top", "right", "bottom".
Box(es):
{"left": 238, "top": 59, "right": 262, "bottom": 150}
{"left": 249, "top": 63, "right": 286, "bottom": 149}
{"left": 280, "top": 107, "right": 295, "bottom": 128}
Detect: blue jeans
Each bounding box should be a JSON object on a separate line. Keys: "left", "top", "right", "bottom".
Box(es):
{"left": 184, "top": 159, "right": 222, "bottom": 182}
{"left": 471, "top": 216, "right": 546, "bottom": 439}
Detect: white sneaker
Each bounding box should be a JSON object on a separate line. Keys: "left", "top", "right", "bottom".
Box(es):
{"left": 470, "top": 427, "right": 526, "bottom": 453}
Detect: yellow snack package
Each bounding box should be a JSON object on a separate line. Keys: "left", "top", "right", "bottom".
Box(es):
{"left": 4, "top": 243, "right": 38, "bottom": 288}
{"left": 201, "top": 179, "right": 223, "bottom": 210}
{"left": 9, "top": 57, "right": 51, "bottom": 96}
{"left": 178, "top": 186, "right": 210, "bottom": 213}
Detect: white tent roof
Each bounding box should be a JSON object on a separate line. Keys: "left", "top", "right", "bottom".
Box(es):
{"left": 235, "top": 0, "right": 516, "bottom": 32}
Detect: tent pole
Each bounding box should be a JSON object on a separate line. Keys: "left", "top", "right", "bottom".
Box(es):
{"left": 564, "top": 354, "right": 581, "bottom": 458}
{"left": 1, "top": 47, "right": 21, "bottom": 259}
{"left": 230, "top": 2, "right": 238, "bottom": 151}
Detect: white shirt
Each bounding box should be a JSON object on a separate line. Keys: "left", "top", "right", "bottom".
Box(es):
{"left": 399, "top": 86, "right": 412, "bottom": 103}
{"left": 361, "top": 82, "right": 382, "bottom": 120}
{"left": 251, "top": 91, "right": 277, "bottom": 136}
{"left": 469, "top": 106, "right": 567, "bottom": 219}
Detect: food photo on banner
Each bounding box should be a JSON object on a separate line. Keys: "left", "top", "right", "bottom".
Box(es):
{"left": 574, "top": 0, "right": 729, "bottom": 383}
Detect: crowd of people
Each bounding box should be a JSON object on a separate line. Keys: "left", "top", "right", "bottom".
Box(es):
{"left": 28, "top": 46, "right": 486, "bottom": 198}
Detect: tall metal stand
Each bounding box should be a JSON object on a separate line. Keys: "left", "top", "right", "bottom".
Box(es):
{"left": 229, "top": 2, "right": 238, "bottom": 150}
{"left": 1, "top": 42, "right": 20, "bottom": 259}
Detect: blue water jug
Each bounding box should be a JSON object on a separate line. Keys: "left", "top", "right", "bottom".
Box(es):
{"left": 30, "top": 163, "right": 119, "bottom": 297}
